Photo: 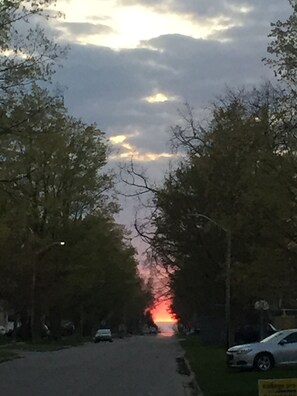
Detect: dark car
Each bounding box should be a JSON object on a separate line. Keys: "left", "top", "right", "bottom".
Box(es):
{"left": 234, "top": 323, "right": 277, "bottom": 345}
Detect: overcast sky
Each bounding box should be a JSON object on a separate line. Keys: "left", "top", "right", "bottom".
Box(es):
{"left": 46, "top": 0, "right": 291, "bottom": 229}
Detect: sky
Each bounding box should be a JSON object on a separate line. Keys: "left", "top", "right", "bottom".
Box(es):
{"left": 48, "top": 0, "right": 291, "bottom": 165}
{"left": 44, "top": 0, "right": 292, "bottom": 322}
{"left": 151, "top": 300, "right": 175, "bottom": 323}
{"left": 46, "top": 0, "right": 292, "bottom": 188}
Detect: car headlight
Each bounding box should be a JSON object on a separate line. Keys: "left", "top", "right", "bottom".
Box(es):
{"left": 236, "top": 348, "right": 253, "bottom": 355}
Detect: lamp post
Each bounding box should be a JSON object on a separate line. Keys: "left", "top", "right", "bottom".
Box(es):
{"left": 196, "top": 214, "right": 232, "bottom": 349}
{"left": 31, "top": 241, "right": 65, "bottom": 342}
{"left": 255, "top": 300, "right": 269, "bottom": 340}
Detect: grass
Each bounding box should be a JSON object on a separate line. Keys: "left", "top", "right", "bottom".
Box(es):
{"left": 181, "top": 336, "right": 297, "bottom": 396}
{"left": 3, "top": 335, "right": 90, "bottom": 352}
{"left": 0, "top": 349, "right": 20, "bottom": 363}
{"left": 0, "top": 336, "right": 12, "bottom": 346}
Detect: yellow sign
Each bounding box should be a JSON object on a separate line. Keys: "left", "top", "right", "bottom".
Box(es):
{"left": 259, "top": 379, "right": 297, "bottom": 396}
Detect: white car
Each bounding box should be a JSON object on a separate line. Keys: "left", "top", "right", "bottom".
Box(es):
{"left": 94, "top": 328, "right": 113, "bottom": 343}
{"left": 227, "top": 329, "right": 297, "bottom": 371}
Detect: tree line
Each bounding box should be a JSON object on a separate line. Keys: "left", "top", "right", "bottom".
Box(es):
{"left": 129, "top": 0, "right": 297, "bottom": 333}
{"left": 0, "top": 0, "right": 153, "bottom": 340}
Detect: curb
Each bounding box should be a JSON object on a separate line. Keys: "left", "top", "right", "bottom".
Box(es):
{"left": 183, "top": 355, "right": 204, "bottom": 396}
{"left": 176, "top": 354, "right": 204, "bottom": 396}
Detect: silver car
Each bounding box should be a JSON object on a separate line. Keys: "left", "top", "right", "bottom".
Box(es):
{"left": 227, "top": 329, "right": 297, "bottom": 371}
{"left": 94, "top": 328, "right": 113, "bottom": 343}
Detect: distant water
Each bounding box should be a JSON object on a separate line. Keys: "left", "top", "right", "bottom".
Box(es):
{"left": 156, "top": 322, "right": 176, "bottom": 336}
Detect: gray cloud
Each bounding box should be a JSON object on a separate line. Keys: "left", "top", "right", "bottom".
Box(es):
{"left": 117, "top": 0, "right": 238, "bottom": 16}
{"left": 117, "top": 0, "right": 289, "bottom": 20}
{"left": 46, "top": 0, "right": 295, "bottom": 231}
{"left": 51, "top": 0, "right": 292, "bottom": 157}
{"left": 58, "top": 21, "right": 113, "bottom": 36}
{"left": 87, "top": 15, "right": 112, "bottom": 22}
{"left": 54, "top": 35, "right": 270, "bottom": 154}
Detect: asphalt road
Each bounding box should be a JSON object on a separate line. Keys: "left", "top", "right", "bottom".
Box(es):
{"left": 0, "top": 335, "right": 193, "bottom": 396}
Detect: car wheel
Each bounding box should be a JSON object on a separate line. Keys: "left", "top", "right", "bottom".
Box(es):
{"left": 254, "top": 353, "right": 274, "bottom": 371}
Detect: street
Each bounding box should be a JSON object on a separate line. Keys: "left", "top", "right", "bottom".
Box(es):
{"left": 0, "top": 335, "right": 193, "bottom": 396}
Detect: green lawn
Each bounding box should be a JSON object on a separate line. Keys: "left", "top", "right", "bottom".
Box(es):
{"left": 0, "top": 336, "right": 12, "bottom": 346}
{"left": 181, "top": 336, "right": 297, "bottom": 396}
{"left": 4, "top": 335, "right": 89, "bottom": 352}
{"left": 0, "top": 349, "right": 19, "bottom": 363}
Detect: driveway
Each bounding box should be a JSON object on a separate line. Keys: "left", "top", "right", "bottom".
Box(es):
{"left": 0, "top": 335, "right": 194, "bottom": 396}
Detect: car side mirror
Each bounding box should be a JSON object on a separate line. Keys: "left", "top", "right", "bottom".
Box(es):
{"left": 279, "top": 339, "right": 288, "bottom": 346}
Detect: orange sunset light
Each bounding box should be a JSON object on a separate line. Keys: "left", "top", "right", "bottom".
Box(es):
{"left": 151, "top": 300, "right": 176, "bottom": 323}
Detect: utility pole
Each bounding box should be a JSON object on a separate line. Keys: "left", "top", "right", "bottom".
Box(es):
{"left": 196, "top": 214, "right": 232, "bottom": 349}
{"left": 225, "top": 229, "right": 231, "bottom": 349}
{"left": 30, "top": 241, "right": 65, "bottom": 342}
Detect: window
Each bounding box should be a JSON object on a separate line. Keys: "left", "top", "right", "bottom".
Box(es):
{"left": 283, "top": 332, "right": 297, "bottom": 344}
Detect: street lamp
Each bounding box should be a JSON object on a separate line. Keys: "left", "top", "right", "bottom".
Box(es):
{"left": 255, "top": 300, "right": 269, "bottom": 340}
{"left": 196, "top": 214, "right": 232, "bottom": 349}
{"left": 31, "top": 241, "right": 65, "bottom": 342}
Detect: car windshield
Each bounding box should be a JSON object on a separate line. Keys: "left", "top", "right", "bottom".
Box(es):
{"left": 260, "top": 331, "right": 285, "bottom": 343}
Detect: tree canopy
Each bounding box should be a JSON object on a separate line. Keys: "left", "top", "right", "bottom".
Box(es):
{"left": 0, "top": 1, "right": 152, "bottom": 339}
{"left": 0, "top": 0, "right": 64, "bottom": 96}
{"left": 128, "top": 1, "right": 297, "bottom": 330}
{"left": 135, "top": 83, "right": 297, "bottom": 329}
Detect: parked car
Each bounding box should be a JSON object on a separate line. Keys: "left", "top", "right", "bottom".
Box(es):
{"left": 94, "top": 328, "right": 113, "bottom": 343}
{"left": 227, "top": 328, "right": 297, "bottom": 371}
{"left": 61, "top": 321, "right": 75, "bottom": 336}
{"left": 234, "top": 322, "right": 277, "bottom": 345}
{"left": 149, "top": 326, "right": 158, "bottom": 334}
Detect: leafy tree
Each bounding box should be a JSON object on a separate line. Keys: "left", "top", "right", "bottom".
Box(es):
{"left": 0, "top": 0, "right": 65, "bottom": 96}
{"left": 0, "top": 86, "right": 114, "bottom": 337}
{"left": 265, "top": 0, "right": 297, "bottom": 87}
{"left": 39, "top": 213, "right": 152, "bottom": 336}
{"left": 0, "top": 85, "right": 152, "bottom": 339}
{"left": 0, "top": 2, "right": 151, "bottom": 340}
{"left": 148, "top": 85, "right": 297, "bottom": 328}
{"left": 0, "top": 0, "right": 66, "bottom": 138}
{"left": 0, "top": 85, "right": 112, "bottom": 228}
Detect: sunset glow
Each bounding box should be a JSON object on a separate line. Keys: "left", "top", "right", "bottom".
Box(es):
{"left": 152, "top": 300, "right": 176, "bottom": 323}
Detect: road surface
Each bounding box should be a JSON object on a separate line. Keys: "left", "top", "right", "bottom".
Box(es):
{"left": 0, "top": 335, "right": 194, "bottom": 396}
